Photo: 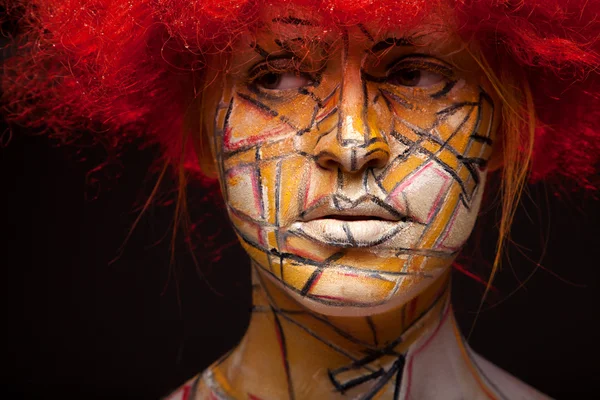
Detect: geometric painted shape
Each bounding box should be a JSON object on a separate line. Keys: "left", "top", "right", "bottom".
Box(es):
{"left": 435, "top": 185, "right": 482, "bottom": 251}
{"left": 225, "top": 94, "right": 295, "bottom": 152}
{"left": 226, "top": 165, "right": 262, "bottom": 219}
{"left": 389, "top": 161, "right": 451, "bottom": 224}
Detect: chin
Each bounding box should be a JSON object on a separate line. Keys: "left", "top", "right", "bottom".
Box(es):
{"left": 262, "top": 264, "right": 449, "bottom": 317}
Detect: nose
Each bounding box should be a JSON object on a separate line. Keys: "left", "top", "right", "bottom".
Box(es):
{"left": 314, "top": 67, "right": 390, "bottom": 172}
{"left": 314, "top": 132, "right": 390, "bottom": 172}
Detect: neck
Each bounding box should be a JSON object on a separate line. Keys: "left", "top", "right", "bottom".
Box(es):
{"left": 203, "top": 263, "right": 452, "bottom": 399}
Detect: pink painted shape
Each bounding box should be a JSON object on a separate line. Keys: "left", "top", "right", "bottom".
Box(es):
{"left": 305, "top": 193, "right": 328, "bottom": 211}
{"left": 435, "top": 203, "right": 462, "bottom": 252}
{"left": 388, "top": 162, "right": 451, "bottom": 224}
{"left": 424, "top": 167, "right": 451, "bottom": 223}
{"left": 284, "top": 240, "right": 326, "bottom": 262}
{"left": 302, "top": 165, "right": 312, "bottom": 210}
{"left": 224, "top": 124, "right": 292, "bottom": 152}
{"left": 226, "top": 165, "right": 262, "bottom": 219}
{"left": 257, "top": 226, "right": 265, "bottom": 247}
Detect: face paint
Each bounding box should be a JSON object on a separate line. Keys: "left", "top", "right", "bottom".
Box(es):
{"left": 208, "top": 10, "right": 497, "bottom": 316}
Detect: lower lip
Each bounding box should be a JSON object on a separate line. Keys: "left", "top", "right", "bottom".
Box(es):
{"left": 290, "top": 219, "right": 406, "bottom": 247}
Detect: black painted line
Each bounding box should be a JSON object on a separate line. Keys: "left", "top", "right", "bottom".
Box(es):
{"left": 237, "top": 92, "right": 278, "bottom": 117}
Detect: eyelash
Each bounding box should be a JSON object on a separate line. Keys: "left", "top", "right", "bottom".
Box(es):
{"left": 248, "top": 59, "right": 313, "bottom": 83}
{"left": 246, "top": 55, "right": 455, "bottom": 91}
{"left": 387, "top": 57, "right": 454, "bottom": 80}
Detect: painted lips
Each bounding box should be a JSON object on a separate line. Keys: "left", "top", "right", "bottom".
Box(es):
{"left": 291, "top": 218, "right": 408, "bottom": 247}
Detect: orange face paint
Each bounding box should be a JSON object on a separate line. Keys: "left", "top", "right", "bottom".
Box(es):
{"left": 208, "top": 10, "right": 498, "bottom": 316}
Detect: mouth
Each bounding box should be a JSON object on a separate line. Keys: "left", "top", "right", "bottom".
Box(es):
{"left": 319, "top": 215, "right": 395, "bottom": 222}
{"left": 292, "top": 218, "right": 407, "bottom": 247}
{"left": 291, "top": 198, "right": 411, "bottom": 248}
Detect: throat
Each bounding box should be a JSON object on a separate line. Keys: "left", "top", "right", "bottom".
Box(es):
{"left": 208, "top": 265, "right": 451, "bottom": 399}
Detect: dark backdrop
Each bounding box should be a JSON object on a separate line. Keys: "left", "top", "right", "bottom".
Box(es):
{"left": 0, "top": 127, "right": 598, "bottom": 399}
{"left": 1, "top": 4, "right": 599, "bottom": 399}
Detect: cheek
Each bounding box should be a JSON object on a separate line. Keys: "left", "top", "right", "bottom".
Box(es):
{"left": 427, "top": 172, "right": 487, "bottom": 252}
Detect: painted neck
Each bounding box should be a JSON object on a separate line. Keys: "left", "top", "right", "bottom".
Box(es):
{"left": 208, "top": 264, "right": 452, "bottom": 399}
{"left": 252, "top": 264, "right": 451, "bottom": 352}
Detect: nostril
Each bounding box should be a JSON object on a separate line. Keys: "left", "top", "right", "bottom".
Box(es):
{"left": 365, "top": 157, "right": 386, "bottom": 169}
{"left": 317, "top": 160, "right": 338, "bottom": 171}
{"left": 323, "top": 160, "right": 338, "bottom": 170}
{"left": 365, "top": 149, "right": 390, "bottom": 169}
{"left": 315, "top": 151, "right": 341, "bottom": 171}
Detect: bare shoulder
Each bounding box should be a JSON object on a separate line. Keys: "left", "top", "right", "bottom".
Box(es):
{"left": 162, "top": 374, "right": 210, "bottom": 400}
{"left": 470, "top": 352, "right": 553, "bottom": 400}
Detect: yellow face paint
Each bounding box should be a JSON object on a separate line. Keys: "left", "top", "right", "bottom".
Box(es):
{"left": 207, "top": 11, "right": 498, "bottom": 316}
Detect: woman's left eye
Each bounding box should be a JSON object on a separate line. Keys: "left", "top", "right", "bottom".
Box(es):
{"left": 388, "top": 68, "right": 446, "bottom": 87}
{"left": 254, "top": 72, "right": 312, "bottom": 90}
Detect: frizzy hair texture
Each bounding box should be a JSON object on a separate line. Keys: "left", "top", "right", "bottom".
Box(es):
{"left": 1, "top": 0, "right": 599, "bottom": 281}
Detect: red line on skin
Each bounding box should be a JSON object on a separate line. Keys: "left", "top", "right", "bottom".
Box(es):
{"left": 303, "top": 164, "right": 312, "bottom": 209}
{"left": 380, "top": 90, "right": 399, "bottom": 115}
{"left": 273, "top": 316, "right": 292, "bottom": 388}
{"left": 181, "top": 385, "right": 191, "bottom": 400}
{"left": 305, "top": 193, "right": 327, "bottom": 210}
{"left": 224, "top": 124, "right": 293, "bottom": 151}
{"left": 284, "top": 242, "right": 326, "bottom": 262}
{"left": 248, "top": 394, "right": 264, "bottom": 400}
{"left": 389, "top": 163, "right": 435, "bottom": 218}
{"left": 257, "top": 226, "right": 265, "bottom": 246}
{"left": 315, "top": 106, "right": 336, "bottom": 122}
{"left": 404, "top": 305, "right": 451, "bottom": 399}
{"left": 340, "top": 272, "right": 360, "bottom": 278}
{"left": 323, "top": 91, "right": 338, "bottom": 108}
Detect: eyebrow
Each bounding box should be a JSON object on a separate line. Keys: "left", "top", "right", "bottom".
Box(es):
{"left": 272, "top": 16, "right": 318, "bottom": 26}
{"left": 274, "top": 37, "right": 306, "bottom": 52}
{"left": 370, "top": 37, "right": 413, "bottom": 53}
{"left": 384, "top": 53, "right": 455, "bottom": 71}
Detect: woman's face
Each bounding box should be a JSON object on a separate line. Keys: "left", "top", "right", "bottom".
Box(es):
{"left": 204, "top": 5, "right": 498, "bottom": 316}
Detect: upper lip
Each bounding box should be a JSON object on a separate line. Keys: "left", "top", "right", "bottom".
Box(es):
{"left": 299, "top": 198, "right": 406, "bottom": 222}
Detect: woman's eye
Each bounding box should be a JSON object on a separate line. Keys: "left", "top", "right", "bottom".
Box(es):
{"left": 388, "top": 68, "right": 446, "bottom": 87}
{"left": 254, "top": 72, "right": 312, "bottom": 90}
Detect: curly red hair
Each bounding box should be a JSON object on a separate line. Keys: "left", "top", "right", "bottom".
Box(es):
{"left": 1, "top": 0, "right": 599, "bottom": 188}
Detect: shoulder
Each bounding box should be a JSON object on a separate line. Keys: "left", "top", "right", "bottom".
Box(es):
{"left": 469, "top": 352, "right": 553, "bottom": 400}
{"left": 404, "top": 310, "right": 553, "bottom": 400}
{"left": 163, "top": 374, "right": 208, "bottom": 400}
{"left": 163, "top": 371, "right": 228, "bottom": 400}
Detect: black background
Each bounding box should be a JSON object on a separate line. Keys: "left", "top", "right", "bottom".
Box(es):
{"left": 0, "top": 128, "right": 598, "bottom": 399}
{"left": 0, "top": 11, "right": 598, "bottom": 396}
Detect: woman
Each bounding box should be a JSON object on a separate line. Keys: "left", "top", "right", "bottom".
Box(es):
{"left": 2, "top": 0, "right": 598, "bottom": 398}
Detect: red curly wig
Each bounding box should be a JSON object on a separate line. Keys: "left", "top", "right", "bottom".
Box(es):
{"left": 2, "top": 0, "right": 599, "bottom": 189}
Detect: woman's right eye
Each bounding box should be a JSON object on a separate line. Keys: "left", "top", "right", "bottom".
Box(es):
{"left": 254, "top": 71, "right": 313, "bottom": 90}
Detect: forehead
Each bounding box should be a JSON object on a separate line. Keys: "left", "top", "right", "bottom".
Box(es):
{"left": 250, "top": 0, "right": 445, "bottom": 30}
{"left": 235, "top": 2, "right": 458, "bottom": 55}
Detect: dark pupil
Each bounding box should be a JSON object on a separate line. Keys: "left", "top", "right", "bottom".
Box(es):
{"left": 259, "top": 73, "right": 282, "bottom": 89}
{"left": 398, "top": 69, "right": 421, "bottom": 86}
